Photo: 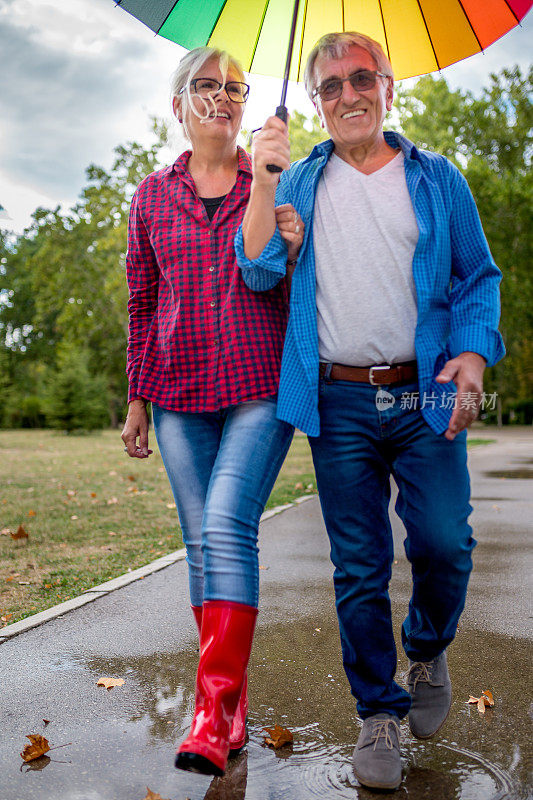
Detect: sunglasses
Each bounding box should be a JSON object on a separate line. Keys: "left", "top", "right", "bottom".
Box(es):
{"left": 312, "top": 69, "right": 390, "bottom": 101}
{"left": 183, "top": 77, "right": 250, "bottom": 104}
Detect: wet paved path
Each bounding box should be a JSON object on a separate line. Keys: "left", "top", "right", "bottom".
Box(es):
{"left": 1, "top": 430, "right": 531, "bottom": 800}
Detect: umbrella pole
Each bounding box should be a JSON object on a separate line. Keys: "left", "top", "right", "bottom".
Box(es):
{"left": 267, "top": 0, "right": 301, "bottom": 172}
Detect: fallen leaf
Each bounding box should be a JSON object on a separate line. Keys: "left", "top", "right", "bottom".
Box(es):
{"left": 263, "top": 724, "right": 293, "bottom": 749}
{"left": 70, "top": 515, "right": 78, "bottom": 520}
{"left": 108, "top": 470, "right": 117, "bottom": 476}
{"left": 1, "top": 614, "right": 13, "bottom": 622}
{"left": 28, "top": 510, "right": 36, "bottom": 517}
{"left": 1, "top": 527, "right": 11, "bottom": 536}
{"left": 166, "top": 502, "right": 175, "bottom": 509}
{"left": 108, "top": 531, "right": 117, "bottom": 536}
{"left": 141, "top": 789, "right": 171, "bottom": 800}
{"left": 18, "top": 581, "right": 31, "bottom": 585}
{"left": 90, "top": 492, "right": 97, "bottom": 498}
{"left": 467, "top": 690, "right": 495, "bottom": 713}
{"left": 294, "top": 482, "right": 304, "bottom": 490}
{"left": 259, "top": 565, "right": 269, "bottom": 570}
{"left": 22, "top": 755, "right": 51, "bottom": 772}
{"left": 6, "top": 575, "right": 15, "bottom": 582}
{"left": 67, "top": 490, "right": 76, "bottom": 497}
{"left": 482, "top": 690, "right": 494, "bottom": 706}
{"left": 20, "top": 734, "right": 50, "bottom": 762}
{"left": 11, "top": 525, "right": 29, "bottom": 540}
{"left": 107, "top": 497, "right": 118, "bottom": 505}
{"left": 128, "top": 475, "right": 136, "bottom": 482}
{"left": 96, "top": 677, "right": 125, "bottom": 690}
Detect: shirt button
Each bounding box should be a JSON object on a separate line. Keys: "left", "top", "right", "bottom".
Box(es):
{"left": 212, "top": 338, "right": 219, "bottom": 346}
{"left": 208, "top": 266, "right": 215, "bottom": 272}
{"left": 210, "top": 301, "right": 216, "bottom": 308}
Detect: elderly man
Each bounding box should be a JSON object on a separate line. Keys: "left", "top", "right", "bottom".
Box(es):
{"left": 236, "top": 31, "right": 504, "bottom": 791}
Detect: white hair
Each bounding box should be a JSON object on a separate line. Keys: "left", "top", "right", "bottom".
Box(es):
{"left": 170, "top": 47, "right": 246, "bottom": 141}
{"left": 304, "top": 32, "right": 394, "bottom": 98}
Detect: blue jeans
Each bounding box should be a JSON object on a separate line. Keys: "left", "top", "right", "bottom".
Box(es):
{"left": 309, "top": 378, "right": 474, "bottom": 721}
{"left": 152, "top": 398, "right": 294, "bottom": 608}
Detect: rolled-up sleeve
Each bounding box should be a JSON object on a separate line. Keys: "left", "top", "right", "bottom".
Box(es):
{"left": 126, "top": 186, "right": 159, "bottom": 402}
{"left": 448, "top": 164, "right": 505, "bottom": 366}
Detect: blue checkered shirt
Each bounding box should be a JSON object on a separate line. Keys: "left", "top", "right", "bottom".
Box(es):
{"left": 235, "top": 132, "right": 504, "bottom": 436}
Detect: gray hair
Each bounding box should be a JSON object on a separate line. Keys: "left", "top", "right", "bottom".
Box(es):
{"left": 170, "top": 47, "right": 246, "bottom": 141}
{"left": 304, "top": 32, "right": 394, "bottom": 98}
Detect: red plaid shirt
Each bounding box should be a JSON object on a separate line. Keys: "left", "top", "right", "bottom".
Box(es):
{"left": 126, "top": 147, "right": 288, "bottom": 411}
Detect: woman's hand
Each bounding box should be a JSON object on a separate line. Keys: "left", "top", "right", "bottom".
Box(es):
{"left": 121, "top": 399, "right": 153, "bottom": 458}
{"left": 275, "top": 203, "right": 304, "bottom": 262}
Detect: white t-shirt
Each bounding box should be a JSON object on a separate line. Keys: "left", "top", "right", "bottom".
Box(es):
{"left": 313, "top": 150, "right": 419, "bottom": 366}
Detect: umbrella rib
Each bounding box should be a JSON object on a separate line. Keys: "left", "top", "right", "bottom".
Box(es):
{"left": 249, "top": 0, "right": 271, "bottom": 72}
{"left": 416, "top": 1, "right": 440, "bottom": 70}
{"left": 206, "top": 0, "right": 230, "bottom": 42}
{"left": 376, "top": 0, "right": 391, "bottom": 63}
{"left": 501, "top": 0, "right": 520, "bottom": 23}
{"left": 154, "top": 0, "right": 182, "bottom": 35}
{"left": 455, "top": 0, "right": 484, "bottom": 53}
{"left": 296, "top": 0, "right": 309, "bottom": 82}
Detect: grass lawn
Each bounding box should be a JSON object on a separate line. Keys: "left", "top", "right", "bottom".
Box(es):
{"left": 1, "top": 429, "right": 316, "bottom": 626}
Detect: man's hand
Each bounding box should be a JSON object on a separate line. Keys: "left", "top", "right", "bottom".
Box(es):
{"left": 251, "top": 115, "right": 291, "bottom": 188}
{"left": 121, "top": 398, "right": 153, "bottom": 458}
{"left": 275, "top": 203, "right": 304, "bottom": 261}
{"left": 436, "top": 352, "right": 486, "bottom": 441}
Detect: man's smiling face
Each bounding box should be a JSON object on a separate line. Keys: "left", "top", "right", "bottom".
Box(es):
{"left": 313, "top": 44, "right": 393, "bottom": 152}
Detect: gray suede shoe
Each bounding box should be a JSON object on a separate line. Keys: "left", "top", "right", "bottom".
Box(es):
{"left": 352, "top": 713, "right": 402, "bottom": 791}
{"left": 407, "top": 651, "right": 452, "bottom": 739}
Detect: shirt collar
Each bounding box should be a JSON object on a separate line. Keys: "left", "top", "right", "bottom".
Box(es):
{"left": 305, "top": 130, "right": 421, "bottom": 165}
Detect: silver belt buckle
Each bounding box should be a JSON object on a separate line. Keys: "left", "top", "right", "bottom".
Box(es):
{"left": 369, "top": 365, "right": 391, "bottom": 385}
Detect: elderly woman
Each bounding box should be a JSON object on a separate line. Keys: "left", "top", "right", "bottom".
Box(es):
{"left": 121, "top": 47, "right": 303, "bottom": 777}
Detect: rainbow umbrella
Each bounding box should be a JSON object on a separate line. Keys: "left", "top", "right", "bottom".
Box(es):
{"left": 115, "top": 0, "right": 532, "bottom": 120}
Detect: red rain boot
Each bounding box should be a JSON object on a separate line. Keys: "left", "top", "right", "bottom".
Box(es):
{"left": 176, "top": 601, "right": 257, "bottom": 775}
{"left": 191, "top": 606, "right": 249, "bottom": 754}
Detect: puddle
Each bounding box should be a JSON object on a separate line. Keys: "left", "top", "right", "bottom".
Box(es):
{"left": 483, "top": 469, "right": 533, "bottom": 479}
{"left": 5, "top": 612, "right": 529, "bottom": 800}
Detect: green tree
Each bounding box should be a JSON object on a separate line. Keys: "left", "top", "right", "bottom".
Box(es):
{"left": 1, "top": 119, "right": 167, "bottom": 428}
{"left": 43, "top": 345, "right": 109, "bottom": 433}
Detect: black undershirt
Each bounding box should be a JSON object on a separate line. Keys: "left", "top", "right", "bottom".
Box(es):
{"left": 200, "top": 194, "right": 227, "bottom": 221}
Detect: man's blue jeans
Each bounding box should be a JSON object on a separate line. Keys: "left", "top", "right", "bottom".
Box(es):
{"left": 309, "top": 377, "right": 474, "bottom": 721}
{"left": 152, "top": 398, "right": 294, "bottom": 608}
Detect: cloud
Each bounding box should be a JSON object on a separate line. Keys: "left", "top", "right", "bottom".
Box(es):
{"left": 1, "top": 0, "right": 182, "bottom": 201}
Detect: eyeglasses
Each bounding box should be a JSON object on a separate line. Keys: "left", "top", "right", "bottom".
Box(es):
{"left": 312, "top": 69, "right": 390, "bottom": 101}
{"left": 182, "top": 77, "right": 250, "bottom": 103}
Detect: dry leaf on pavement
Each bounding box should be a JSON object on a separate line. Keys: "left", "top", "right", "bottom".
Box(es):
{"left": 263, "top": 724, "right": 293, "bottom": 749}
{"left": 467, "top": 689, "right": 495, "bottom": 713}
{"left": 141, "top": 789, "right": 171, "bottom": 800}
{"left": 96, "top": 677, "right": 125, "bottom": 690}
{"left": 11, "top": 525, "right": 29, "bottom": 540}
{"left": 20, "top": 734, "right": 50, "bottom": 762}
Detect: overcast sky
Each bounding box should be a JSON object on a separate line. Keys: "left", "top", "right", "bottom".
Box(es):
{"left": 1, "top": 0, "right": 531, "bottom": 233}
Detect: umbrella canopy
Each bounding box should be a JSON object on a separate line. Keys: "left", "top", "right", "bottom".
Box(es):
{"left": 116, "top": 0, "right": 532, "bottom": 81}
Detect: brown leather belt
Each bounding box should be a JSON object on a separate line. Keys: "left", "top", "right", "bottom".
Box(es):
{"left": 319, "top": 361, "right": 417, "bottom": 386}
